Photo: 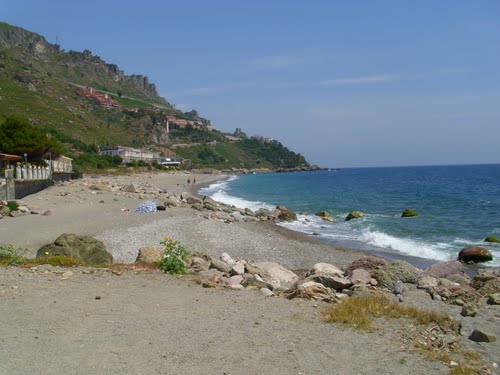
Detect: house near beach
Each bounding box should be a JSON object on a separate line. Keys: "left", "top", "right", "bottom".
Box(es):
{"left": 99, "top": 146, "right": 160, "bottom": 164}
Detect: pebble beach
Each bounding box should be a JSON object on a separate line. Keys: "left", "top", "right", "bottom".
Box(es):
{"left": 1, "top": 171, "right": 499, "bottom": 375}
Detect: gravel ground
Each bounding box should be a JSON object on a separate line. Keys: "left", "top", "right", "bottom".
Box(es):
{"left": 0, "top": 266, "right": 449, "bottom": 375}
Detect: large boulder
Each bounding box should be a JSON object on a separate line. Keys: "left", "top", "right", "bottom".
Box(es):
{"left": 345, "top": 211, "right": 364, "bottom": 221}
{"left": 372, "top": 260, "right": 422, "bottom": 289}
{"left": 315, "top": 211, "right": 336, "bottom": 222}
{"left": 425, "top": 260, "right": 466, "bottom": 279}
{"left": 345, "top": 256, "right": 387, "bottom": 277}
{"left": 458, "top": 246, "right": 493, "bottom": 263}
{"left": 275, "top": 205, "right": 297, "bottom": 222}
{"left": 136, "top": 247, "right": 162, "bottom": 263}
{"left": 470, "top": 269, "right": 500, "bottom": 295}
{"left": 255, "top": 208, "right": 271, "bottom": 218}
{"left": 401, "top": 208, "right": 418, "bottom": 218}
{"left": 203, "top": 196, "right": 218, "bottom": 206}
{"left": 484, "top": 236, "right": 500, "bottom": 243}
{"left": 306, "top": 262, "right": 344, "bottom": 278}
{"left": 164, "top": 196, "right": 181, "bottom": 207}
{"left": 254, "top": 262, "right": 299, "bottom": 288}
{"left": 350, "top": 268, "right": 371, "bottom": 285}
{"left": 36, "top": 234, "right": 113, "bottom": 264}
{"left": 181, "top": 192, "right": 202, "bottom": 205}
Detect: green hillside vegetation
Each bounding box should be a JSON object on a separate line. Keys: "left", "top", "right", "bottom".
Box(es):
{"left": 0, "top": 22, "right": 310, "bottom": 171}
{"left": 173, "top": 138, "right": 307, "bottom": 169}
{"left": 0, "top": 116, "right": 63, "bottom": 160}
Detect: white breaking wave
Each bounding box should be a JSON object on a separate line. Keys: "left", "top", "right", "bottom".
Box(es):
{"left": 199, "top": 175, "right": 274, "bottom": 211}
{"left": 358, "top": 230, "right": 452, "bottom": 261}
{"left": 199, "top": 175, "right": 239, "bottom": 196}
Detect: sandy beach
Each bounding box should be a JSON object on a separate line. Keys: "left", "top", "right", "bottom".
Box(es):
{"left": 1, "top": 171, "right": 499, "bottom": 374}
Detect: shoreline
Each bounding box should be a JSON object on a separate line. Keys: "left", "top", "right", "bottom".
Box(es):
{"left": 1, "top": 170, "right": 493, "bottom": 274}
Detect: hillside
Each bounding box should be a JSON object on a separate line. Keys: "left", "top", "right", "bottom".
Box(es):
{"left": 0, "top": 22, "right": 310, "bottom": 170}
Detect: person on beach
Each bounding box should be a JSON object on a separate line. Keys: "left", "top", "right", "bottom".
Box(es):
{"left": 187, "top": 178, "right": 191, "bottom": 184}
{"left": 193, "top": 178, "right": 196, "bottom": 184}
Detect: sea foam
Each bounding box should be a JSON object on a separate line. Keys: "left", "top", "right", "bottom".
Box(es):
{"left": 199, "top": 175, "right": 274, "bottom": 211}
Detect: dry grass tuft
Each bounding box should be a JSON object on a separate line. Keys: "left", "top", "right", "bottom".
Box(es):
{"left": 322, "top": 294, "right": 459, "bottom": 332}
{"left": 449, "top": 366, "right": 478, "bottom": 375}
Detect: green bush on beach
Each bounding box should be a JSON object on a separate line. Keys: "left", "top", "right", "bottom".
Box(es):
{"left": 158, "top": 235, "right": 189, "bottom": 274}
{"left": 0, "top": 244, "right": 23, "bottom": 265}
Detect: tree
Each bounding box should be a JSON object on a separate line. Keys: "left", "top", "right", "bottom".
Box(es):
{"left": 0, "top": 116, "right": 64, "bottom": 160}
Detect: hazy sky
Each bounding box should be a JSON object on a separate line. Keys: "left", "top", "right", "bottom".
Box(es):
{"left": 2, "top": 1, "right": 499, "bottom": 167}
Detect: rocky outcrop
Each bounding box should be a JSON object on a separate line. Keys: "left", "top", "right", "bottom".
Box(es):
{"left": 36, "top": 233, "right": 113, "bottom": 264}
{"left": 372, "top": 260, "right": 422, "bottom": 289}
{"left": 470, "top": 269, "right": 500, "bottom": 296}
{"left": 484, "top": 236, "right": 500, "bottom": 243}
{"left": 345, "top": 211, "right": 364, "bottom": 221}
{"left": 315, "top": 211, "right": 336, "bottom": 222}
{"left": 458, "top": 246, "right": 493, "bottom": 263}
{"left": 275, "top": 205, "right": 297, "bottom": 222}
{"left": 401, "top": 208, "right": 418, "bottom": 218}
{"left": 469, "top": 329, "right": 496, "bottom": 343}
{"left": 425, "top": 260, "right": 466, "bottom": 279}
{"left": 345, "top": 256, "right": 387, "bottom": 277}
{"left": 253, "top": 262, "right": 299, "bottom": 288}
{"left": 306, "top": 263, "right": 344, "bottom": 278}
{"left": 136, "top": 247, "right": 162, "bottom": 263}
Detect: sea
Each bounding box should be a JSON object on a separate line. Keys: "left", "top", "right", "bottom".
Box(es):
{"left": 200, "top": 164, "right": 500, "bottom": 267}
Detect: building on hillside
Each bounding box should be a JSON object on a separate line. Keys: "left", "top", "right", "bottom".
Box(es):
{"left": 100, "top": 146, "right": 159, "bottom": 164}
{"left": 223, "top": 134, "right": 242, "bottom": 142}
{"left": 159, "top": 157, "right": 181, "bottom": 167}
{"left": 75, "top": 87, "right": 120, "bottom": 109}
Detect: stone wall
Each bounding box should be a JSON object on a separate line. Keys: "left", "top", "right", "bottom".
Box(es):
{"left": 14, "top": 179, "right": 54, "bottom": 199}
{"left": 52, "top": 173, "right": 72, "bottom": 183}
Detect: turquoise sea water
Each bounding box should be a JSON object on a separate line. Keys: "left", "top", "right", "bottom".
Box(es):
{"left": 200, "top": 165, "right": 500, "bottom": 267}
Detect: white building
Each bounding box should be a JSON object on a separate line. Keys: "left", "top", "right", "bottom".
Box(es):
{"left": 100, "top": 146, "right": 159, "bottom": 164}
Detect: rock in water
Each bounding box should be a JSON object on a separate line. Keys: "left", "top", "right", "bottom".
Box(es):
{"left": 401, "top": 208, "right": 418, "bottom": 217}
{"left": 458, "top": 246, "right": 493, "bottom": 263}
{"left": 484, "top": 236, "right": 500, "bottom": 243}
{"left": 315, "top": 211, "right": 336, "bottom": 222}
{"left": 345, "top": 211, "right": 364, "bottom": 221}
{"left": 36, "top": 234, "right": 113, "bottom": 264}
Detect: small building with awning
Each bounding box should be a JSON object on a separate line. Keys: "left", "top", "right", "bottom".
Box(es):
{"left": 0, "top": 153, "right": 22, "bottom": 176}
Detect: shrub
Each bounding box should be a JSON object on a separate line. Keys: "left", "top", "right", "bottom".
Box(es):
{"left": 6, "top": 201, "right": 18, "bottom": 212}
{"left": 0, "top": 244, "right": 16, "bottom": 258}
{"left": 158, "top": 235, "right": 189, "bottom": 274}
{"left": 0, "top": 244, "right": 23, "bottom": 265}
{"left": 322, "top": 294, "right": 459, "bottom": 332}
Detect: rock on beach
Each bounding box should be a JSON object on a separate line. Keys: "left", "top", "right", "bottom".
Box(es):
{"left": 458, "top": 246, "right": 493, "bottom": 263}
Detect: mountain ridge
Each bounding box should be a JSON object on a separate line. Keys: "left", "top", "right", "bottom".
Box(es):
{"left": 0, "top": 22, "right": 311, "bottom": 171}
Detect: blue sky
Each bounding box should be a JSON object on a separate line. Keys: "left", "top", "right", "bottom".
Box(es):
{"left": 2, "top": 1, "right": 500, "bottom": 167}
